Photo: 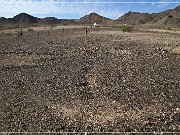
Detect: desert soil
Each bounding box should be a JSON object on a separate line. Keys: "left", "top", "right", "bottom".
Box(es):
{"left": 0, "top": 28, "right": 180, "bottom": 133}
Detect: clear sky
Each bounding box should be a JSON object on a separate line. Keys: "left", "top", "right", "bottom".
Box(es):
{"left": 0, "top": 0, "right": 180, "bottom": 19}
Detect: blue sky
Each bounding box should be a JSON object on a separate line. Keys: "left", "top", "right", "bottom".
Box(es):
{"left": 0, "top": 0, "right": 180, "bottom": 19}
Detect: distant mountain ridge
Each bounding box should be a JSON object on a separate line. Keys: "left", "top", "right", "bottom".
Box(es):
{"left": 0, "top": 17, "right": 15, "bottom": 24}
{"left": 0, "top": 13, "right": 74, "bottom": 25}
{"left": 0, "top": 5, "right": 180, "bottom": 26}
{"left": 39, "top": 17, "right": 62, "bottom": 24}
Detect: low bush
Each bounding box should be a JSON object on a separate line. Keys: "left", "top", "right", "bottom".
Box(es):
{"left": 111, "top": 25, "right": 134, "bottom": 32}
{"left": 167, "top": 27, "right": 173, "bottom": 30}
{"left": 28, "top": 28, "right": 34, "bottom": 32}
{"left": 122, "top": 25, "right": 133, "bottom": 32}
{"left": 62, "top": 23, "right": 69, "bottom": 25}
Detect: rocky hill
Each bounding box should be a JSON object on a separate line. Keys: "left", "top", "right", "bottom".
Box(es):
{"left": 116, "top": 5, "right": 180, "bottom": 26}
{"left": 116, "top": 11, "right": 153, "bottom": 24}
{"left": 77, "top": 12, "right": 113, "bottom": 24}
{"left": 151, "top": 5, "right": 180, "bottom": 25}
{"left": 13, "top": 13, "right": 39, "bottom": 24}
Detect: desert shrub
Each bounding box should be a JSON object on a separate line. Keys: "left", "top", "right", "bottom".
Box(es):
{"left": 28, "top": 28, "right": 34, "bottom": 32}
{"left": 6, "top": 33, "right": 12, "bottom": 36}
{"left": 17, "top": 31, "right": 21, "bottom": 38}
{"left": 111, "top": 25, "right": 133, "bottom": 32}
{"left": 62, "top": 23, "right": 68, "bottom": 25}
{"left": 32, "top": 24, "right": 38, "bottom": 27}
{"left": 112, "top": 25, "right": 116, "bottom": 28}
{"left": 0, "top": 25, "right": 3, "bottom": 30}
{"left": 167, "top": 27, "right": 173, "bottom": 30}
{"left": 16, "top": 30, "right": 23, "bottom": 38}
{"left": 122, "top": 25, "right": 133, "bottom": 32}
{"left": 111, "top": 25, "right": 121, "bottom": 29}
{"left": 50, "top": 25, "right": 54, "bottom": 30}
{"left": 1, "top": 31, "right": 5, "bottom": 35}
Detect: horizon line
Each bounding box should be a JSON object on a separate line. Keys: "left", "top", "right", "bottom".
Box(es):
{"left": 1, "top": 132, "right": 180, "bottom": 133}
{"left": 0, "top": 1, "right": 180, "bottom": 4}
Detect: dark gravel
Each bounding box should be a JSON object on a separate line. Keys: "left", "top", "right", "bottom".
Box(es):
{"left": 0, "top": 29, "right": 179, "bottom": 132}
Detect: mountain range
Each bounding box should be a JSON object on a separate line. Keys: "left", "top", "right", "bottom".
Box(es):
{"left": 116, "top": 5, "right": 180, "bottom": 25}
{"left": 0, "top": 5, "right": 180, "bottom": 26}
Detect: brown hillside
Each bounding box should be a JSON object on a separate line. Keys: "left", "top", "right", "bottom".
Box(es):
{"left": 151, "top": 5, "right": 180, "bottom": 25}
{"left": 13, "top": 13, "right": 39, "bottom": 24}
{"left": 116, "top": 5, "right": 180, "bottom": 26}
{"left": 0, "top": 17, "right": 16, "bottom": 25}
{"left": 77, "top": 12, "right": 113, "bottom": 24}
{"left": 116, "top": 11, "right": 153, "bottom": 24}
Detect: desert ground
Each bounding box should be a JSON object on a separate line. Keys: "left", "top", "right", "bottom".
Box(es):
{"left": 0, "top": 27, "right": 180, "bottom": 133}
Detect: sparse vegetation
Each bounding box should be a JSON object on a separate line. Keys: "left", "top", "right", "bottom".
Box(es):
{"left": 62, "top": 22, "right": 69, "bottom": 25}
{"left": 28, "top": 28, "right": 34, "bottom": 32}
{"left": 50, "top": 25, "right": 55, "bottom": 30}
{"left": 16, "top": 29, "right": 23, "bottom": 38}
{"left": 166, "top": 27, "right": 173, "bottom": 30}
{"left": 121, "top": 25, "right": 134, "bottom": 32}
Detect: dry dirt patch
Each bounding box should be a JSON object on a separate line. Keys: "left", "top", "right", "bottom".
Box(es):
{"left": 171, "top": 47, "right": 180, "bottom": 54}
{"left": 110, "top": 48, "right": 132, "bottom": 55}
{"left": 46, "top": 99, "right": 172, "bottom": 127}
{"left": 163, "top": 47, "right": 180, "bottom": 54}
{"left": 50, "top": 100, "right": 121, "bottom": 125}
{"left": 0, "top": 54, "right": 52, "bottom": 66}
